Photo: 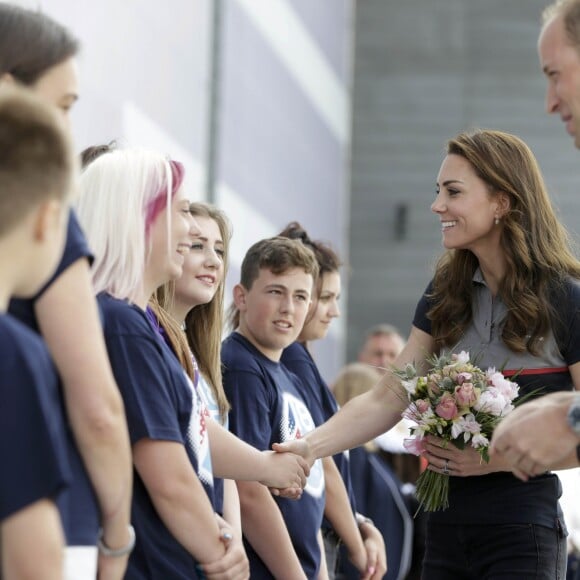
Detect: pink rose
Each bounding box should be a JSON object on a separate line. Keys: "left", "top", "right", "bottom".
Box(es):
{"left": 456, "top": 372, "right": 472, "bottom": 386}
{"left": 403, "top": 437, "right": 426, "bottom": 456}
{"left": 435, "top": 393, "right": 459, "bottom": 420}
{"left": 454, "top": 382, "right": 478, "bottom": 407}
{"left": 415, "top": 399, "right": 430, "bottom": 414}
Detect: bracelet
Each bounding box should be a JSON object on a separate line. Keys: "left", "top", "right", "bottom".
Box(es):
{"left": 97, "top": 525, "right": 136, "bottom": 557}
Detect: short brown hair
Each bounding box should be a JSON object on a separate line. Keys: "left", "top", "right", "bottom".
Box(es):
{"left": 240, "top": 236, "right": 319, "bottom": 290}
{"left": 229, "top": 236, "right": 319, "bottom": 329}
{"left": 0, "top": 86, "right": 75, "bottom": 236}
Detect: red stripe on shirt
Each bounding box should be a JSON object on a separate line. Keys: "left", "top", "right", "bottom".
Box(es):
{"left": 501, "top": 366, "right": 569, "bottom": 377}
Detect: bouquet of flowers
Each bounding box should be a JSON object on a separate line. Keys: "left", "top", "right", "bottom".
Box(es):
{"left": 393, "top": 350, "right": 519, "bottom": 512}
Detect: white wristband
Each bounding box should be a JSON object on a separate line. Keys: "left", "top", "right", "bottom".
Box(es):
{"left": 97, "top": 525, "right": 136, "bottom": 558}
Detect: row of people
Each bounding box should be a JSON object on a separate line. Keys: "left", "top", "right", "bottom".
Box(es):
{"left": 4, "top": 1, "right": 580, "bottom": 579}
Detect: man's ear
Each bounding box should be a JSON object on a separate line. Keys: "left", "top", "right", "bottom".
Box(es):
{"left": 32, "top": 199, "right": 63, "bottom": 242}
{"left": 233, "top": 283, "right": 248, "bottom": 311}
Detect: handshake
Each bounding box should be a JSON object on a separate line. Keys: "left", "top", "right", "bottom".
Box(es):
{"left": 260, "top": 439, "right": 314, "bottom": 498}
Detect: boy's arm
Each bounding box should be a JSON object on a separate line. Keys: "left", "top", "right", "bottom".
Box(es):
{"left": 237, "top": 480, "right": 307, "bottom": 580}
{"left": 1, "top": 499, "right": 64, "bottom": 580}
{"left": 133, "top": 439, "right": 226, "bottom": 564}
{"left": 321, "top": 456, "right": 367, "bottom": 573}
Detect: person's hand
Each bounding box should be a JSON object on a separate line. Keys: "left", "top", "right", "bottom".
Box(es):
{"left": 423, "top": 435, "right": 504, "bottom": 477}
{"left": 490, "top": 392, "right": 578, "bottom": 480}
{"left": 272, "top": 437, "right": 315, "bottom": 469}
{"left": 358, "top": 520, "right": 387, "bottom": 580}
{"left": 200, "top": 517, "right": 249, "bottom": 580}
{"left": 269, "top": 485, "right": 303, "bottom": 499}
{"left": 97, "top": 553, "right": 129, "bottom": 580}
{"left": 258, "top": 450, "right": 310, "bottom": 490}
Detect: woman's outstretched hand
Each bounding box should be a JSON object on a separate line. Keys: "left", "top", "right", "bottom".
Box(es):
{"left": 271, "top": 438, "right": 315, "bottom": 469}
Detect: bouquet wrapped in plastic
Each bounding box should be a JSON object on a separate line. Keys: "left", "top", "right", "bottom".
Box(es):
{"left": 394, "top": 351, "right": 519, "bottom": 512}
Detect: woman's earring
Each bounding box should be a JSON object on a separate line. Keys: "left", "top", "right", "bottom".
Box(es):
{"left": 494, "top": 217, "right": 500, "bottom": 225}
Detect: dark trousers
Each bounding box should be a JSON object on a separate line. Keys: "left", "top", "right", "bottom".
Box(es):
{"left": 422, "top": 522, "right": 567, "bottom": 580}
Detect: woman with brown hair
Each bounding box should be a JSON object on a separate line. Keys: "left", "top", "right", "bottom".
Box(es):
{"left": 277, "top": 129, "right": 580, "bottom": 578}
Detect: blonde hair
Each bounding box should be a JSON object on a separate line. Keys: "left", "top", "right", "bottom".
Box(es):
{"left": 333, "top": 363, "right": 382, "bottom": 450}
{"left": 333, "top": 362, "right": 382, "bottom": 407}
{"left": 76, "top": 148, "right": 183, "bottom": 303}
{"left": 156, "top": 202, "right": 232, "bottom": 422}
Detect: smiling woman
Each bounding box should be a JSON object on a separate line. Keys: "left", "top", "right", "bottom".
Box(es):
{"left": 274, "top": 128, "right": 580, "bottom": 580}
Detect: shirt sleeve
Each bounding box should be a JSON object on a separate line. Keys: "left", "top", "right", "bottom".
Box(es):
{"left": 106, "top": 333, "right": 185, "bottom": 445}
{"left": 553, "top": 279, "right": 580, "bottom": 366}
{"left": 223, "top": 369, "right": 275, "bottom": 450}
{"left": 412, "top": 280, "right": 435, "bottom": 335}
{"left": 35, "top": 209, "right": 93, "bottom": 300}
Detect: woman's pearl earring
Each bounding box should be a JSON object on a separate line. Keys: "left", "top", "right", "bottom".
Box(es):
{"left": 494, "top": 217, "right": 500, "bottom": 225}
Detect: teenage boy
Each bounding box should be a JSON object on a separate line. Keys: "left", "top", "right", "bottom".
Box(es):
{"left": 222, "top": 237, "right": 325, "bottom": 579}
{"left": 0, "top": 86, "right": 76, "bottom": 578}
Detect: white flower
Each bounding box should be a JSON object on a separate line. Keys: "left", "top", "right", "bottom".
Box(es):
{"left": 488, "top": 372, "right": 519, "bottom": 401}
{"left": 453, "top": 351, "right": 470, "bottom": 364}
{"left": 451, "top": 414, "right": 481, "bottom": 439}
{"left": 474, "top": 389, "right": 509, "bottom": 416}
{"left": 471, "top": 433, "right": 490, "bottom": 449}
{"left": 401, "top": 377, "right": 418, "bottom": 396}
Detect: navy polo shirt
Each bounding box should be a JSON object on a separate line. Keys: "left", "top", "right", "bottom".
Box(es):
{"left": 413, "top": 272, "right": 580, "bottom": 529}
{"left": 222, "top": 332, "right": 326, "bottom": 579}
{"left": 8, "top": 209, "right": 99, "bottom": 545}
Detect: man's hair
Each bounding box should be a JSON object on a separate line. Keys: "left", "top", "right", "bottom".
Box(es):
{"left": 229, "top": 236, "right": 319, "bottom": 329}
{"left": 240, "top": 236, "right": 319, "bottom": 290}
{"left": 364, "top": 323, "right": 403, "bottom": 341}
{"left": 543, "top": 0, "right": 580, "bottom": 52}
{"left": 0, "top": 2, "right": 79, "bottom": 85}
{"left": 0, "top": 86, "right": 75, "bottom": 236}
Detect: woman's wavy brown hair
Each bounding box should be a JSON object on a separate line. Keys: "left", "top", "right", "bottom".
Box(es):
{"left": 429, "top": 129, "right": 580, "bottom": 355}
